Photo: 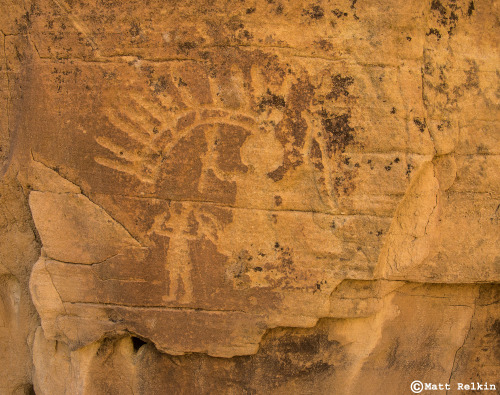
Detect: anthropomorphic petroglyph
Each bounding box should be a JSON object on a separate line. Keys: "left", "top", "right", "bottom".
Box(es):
{"left": 149, "top": 202, "right": 227, "bottom": 304}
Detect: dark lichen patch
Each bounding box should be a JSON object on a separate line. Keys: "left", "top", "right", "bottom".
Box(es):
{"left": 302, "top": 5, "right": 325, "bottom": 19}
{"left": 332, "top": 9, "right": 348, "bottom": 18}
{"left": 429, "top": 0, "right": 461, "bottom": 36}
{"left": 318, "top": 110, "right": 355, "bottom": 156}
{"left": 274, "top": 195, "right": 283, "bottom": 206}
{"left": 177, "top": 41, "right": 197, "bottom": 54}
{"left": 467, "top": 1, "right": 475, "bottom": 16}
{"left": 431, "top": 0, "right": 447, "bottom": 17}
{"left": 413, "top": 117, "right": 427, "bottom": 133}
{"left": 246, "top": 7, "right": 256, "bottom": 14}
{"left": 326, "top": 74, "right": 354, "bottom": 100}
{"left": 448, "top": 11, "right": 459, "bottom": 32}
{"left": 267, "top": 165, "right": 288, "bottom": 182}
{"left": 426, "top": 28, "right": 442, "bottom": 40}
{"left": 391, "top": 107, "right": 397, "bottom": 114}
{"left": 257, "top": 89, "right": 286, "bottom": 112}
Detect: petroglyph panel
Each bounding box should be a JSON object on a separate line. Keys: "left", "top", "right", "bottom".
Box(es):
{"left": 8, "top": 0, "right": 498, "bottom": 365}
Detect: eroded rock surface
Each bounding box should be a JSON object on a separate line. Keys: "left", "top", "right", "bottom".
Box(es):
{"left": 0, "top": 0, "right": 498, "bottom": 393}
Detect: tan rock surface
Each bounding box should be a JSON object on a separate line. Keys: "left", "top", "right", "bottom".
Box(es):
{"left": 0, "top": 0, "right": 498, "bottom": 393}
{"left": 0, "top": 169, "right": 40, "bottom": 395}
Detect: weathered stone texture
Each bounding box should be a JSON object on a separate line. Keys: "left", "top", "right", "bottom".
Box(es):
{"left": 0, "top": 169, "right": 40, "bottom": 395}
{"left": 0, "top": 0, "right": 498, "bottom": 393}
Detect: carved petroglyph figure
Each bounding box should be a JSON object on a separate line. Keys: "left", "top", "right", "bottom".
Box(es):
{"left": 148, "top": 203, "right": 223, "bottom": 304}
{"left": 149, "top": 205, "right": 195, "bottom": 303}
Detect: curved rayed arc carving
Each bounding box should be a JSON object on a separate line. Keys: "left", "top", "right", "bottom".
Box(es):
{"left": 95, "top": 108, "right": 259, "bottom": 185}
{"left": 93, "top": 65, "right": 275, "bottom": 185}
{"left": 92, "top": 57, "right": 361, "bottom": 198}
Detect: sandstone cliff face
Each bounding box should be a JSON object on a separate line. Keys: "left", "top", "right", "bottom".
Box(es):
{"left": 0, "top": 0, "right": 499, "bottom": 393}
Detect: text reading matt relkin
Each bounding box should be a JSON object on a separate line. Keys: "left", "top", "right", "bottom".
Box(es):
{"left": 411, "top": 381, "right": 497, "bottom": 393}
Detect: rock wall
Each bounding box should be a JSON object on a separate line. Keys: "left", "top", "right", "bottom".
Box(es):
{"left": 1, "top": 0, "right": 498, "bottom": 393}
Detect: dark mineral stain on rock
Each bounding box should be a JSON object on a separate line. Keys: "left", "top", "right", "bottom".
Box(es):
{"left": 413, "top": 117, "right": 427, "bottom": 133}
{"left": 431, "top": 0, "right": 447, "bottom": 17}
{"left": 257, "top": 89, "right": 286, "bottom": 112}
{"left": 303, "top": 5, "right": 325, "bottom": 19}
{"left": 318, "top": 110, "right": 355, "bottom": 156}
{"left": 426, "top": 28, "right": 442, "bottom": 40}
{"left": 332, "top": 9, "right": 348, "bottom": 18}
{"left": 467, "top": 1, "right": 475, "bottom": 16}
{"left": 326, "top": 74, "right": 354, "bottom": 100}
